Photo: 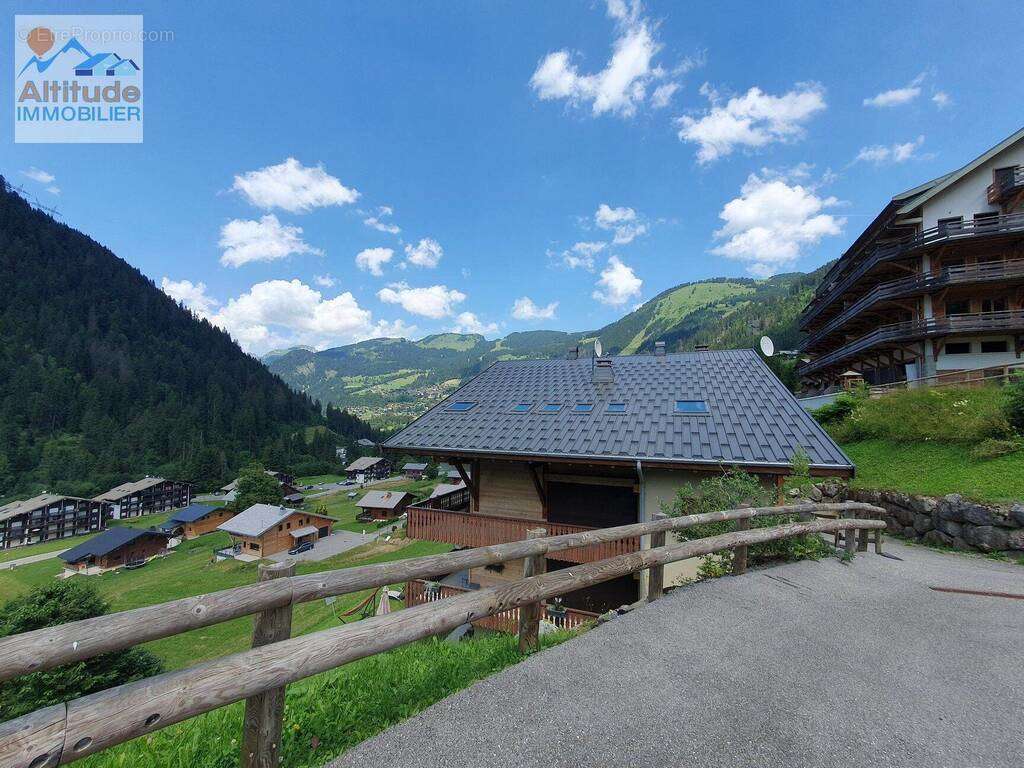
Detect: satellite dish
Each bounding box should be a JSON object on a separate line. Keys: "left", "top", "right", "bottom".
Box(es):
{"left": 594, "top": 339, "right": 603, "bottom": 357}
{"left": 759, "top": 335, "right": 775, "bottom": 357}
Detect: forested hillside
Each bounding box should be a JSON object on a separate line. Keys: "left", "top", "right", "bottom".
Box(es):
{"left": 0, "top": 181, "right": 367, "bottom": 497}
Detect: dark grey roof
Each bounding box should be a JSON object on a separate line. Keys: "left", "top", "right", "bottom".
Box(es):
{"left": 403, "top": 463, "right": 428, "bottom": 471}
{"left": 60, "top": 527, "right": 166, "bottom": 563}
{"left": 385, "top": 350, "right": 853, "bottom": 473}
{"left": 167, "top": 503, "right": 219, "bottom": 524}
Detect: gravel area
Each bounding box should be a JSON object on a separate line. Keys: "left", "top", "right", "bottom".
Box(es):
{"left": 330, "top": 540, "right": 1024, "bottom": 768}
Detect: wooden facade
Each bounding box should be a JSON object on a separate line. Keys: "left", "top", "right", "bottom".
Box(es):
{"left": 95, "top": 478, "right": 192, "bottom": 519}
{"left": 226, "top": 511, "right": 335, "bottom": 558}
{"left": 62, "top": 531, "right": 168, "bottom": 572}
{"left": 0, "top": 495, "right": 110, "bottom": 550}
{"left": 168, "top": 508, "right": 236, "bottom": 539}
{"left": 800, "top": 133, "right": 1024, "bottom": 391}
{"left": 344, "top": 457, "right": 392, "bottom": 481}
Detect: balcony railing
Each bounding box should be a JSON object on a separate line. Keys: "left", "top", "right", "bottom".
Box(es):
{"left": 988, "top": 165, "right": 1024, "bottom": 204}
{"left": 406, "top": 505, "right": 641, "bottom": 565}
{"left": 803, "top": 259, "right": 1024, "bottom": 350}
{"left": 801, "top": 211, "right": 1024, "bottom": 329}
{"left": 405, "top": 579, "right": 599, "bottom": 633}
{"left": 799, "top": 309, "right": 1024, "bottom": 375}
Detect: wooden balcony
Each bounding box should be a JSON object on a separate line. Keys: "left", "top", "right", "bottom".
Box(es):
{"left": 799, "top": 309, "right": 1024, "bottom": 376}
{"left": 801, "top": 211, "right": 1024, "bottom": 330}
{"left": 988, "top": 166, "right": 1024, "bottom": 204}
{"left": 406, "top": 579, "right": 599, "bottom": 633}
{"left": 406, "top": 505, "right": 641, "bottom": 565}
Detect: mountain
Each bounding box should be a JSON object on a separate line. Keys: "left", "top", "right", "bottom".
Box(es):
{"left": 0, "top": 180, "right": 346, "bottom": 497}
{"left": 17, "top": 37, "right": 92, "bottom": 78}
{"left": 268, "top": 267, "right": 831, "bottom": 428}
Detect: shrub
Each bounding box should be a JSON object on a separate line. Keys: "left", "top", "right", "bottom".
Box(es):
{"left": 1004, "top": 372, "right": 1024, "bottom": 433}
{"left": 811, "top": 390, "right": 864, "bottom": 426}
{"left": 970, "top": 438, "right": 1021, "bottom": 461}
{"left": 664, "top": 469, "right": 832, "bottom": 579}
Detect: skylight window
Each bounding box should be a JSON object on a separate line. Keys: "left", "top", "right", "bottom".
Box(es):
{"left": 573, "top": 403, "right": 594, "bottom": 413}
{"left": 512, "top": 403, "right": 532, "bottom": 413}
{"left": 607, "top": 402, "right": 626, "bottom": 413}
{"left": 447, "top": 401, "right": 476, "bottom": 412}
{"left": 674, "top": 400, "right": 709, "bottom": 414}
{"left": 540, "top": 403, "right": 562, "bottom": 413}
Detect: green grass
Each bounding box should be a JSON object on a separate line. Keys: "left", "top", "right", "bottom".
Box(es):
{"left": 296, "top": 474, "right": 346, "bottom": 486}
{"left": 845, "top": 439, "right": 1024, "bottom": 503}
{"left": 312, "top": 477, "right": 441, "bottom": 533}
{"left": 78, "top": 631, "right": 572, "bottom": 768}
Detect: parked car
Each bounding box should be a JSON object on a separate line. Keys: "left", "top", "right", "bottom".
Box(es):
{"left": 124, "top": 559, "right": 147, "bottom": 570}
{"left": 288, "top": 541, "right": 314, "bottom": 556}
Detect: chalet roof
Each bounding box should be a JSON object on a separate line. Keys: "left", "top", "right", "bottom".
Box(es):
{"left": 94, "top": 477, "right": 170, "bottom": 501}
{"left": 895, "top": 125, "right": 1024, "bottom": 215}
{"left": 384, "top": 350, "right": 853, "bottom": 473}
{"left": 345, "top": 456, "right": 386, "bottom": 472}
{"left": 0, "top": 494, "right": 95, "bottom": 523}
{"left": 218, "top": 504, "right": 298, "bottom": 537}
{"left": 59, "top": 527, "right": 166, "bottom": 563}
{"left": 289, "top": 526, "right": 319, "bottom": 538}
{"left": 429, "top": 482, "right": 464, "bottom": 499}
{"left": 356, "top": 491, "right": 411, "bottom": 510}
{"left": 167, "top": 503, "right": 219, "bottom": 524}
{"left": 403, "top": 463, "right": 428, "bottom": 471}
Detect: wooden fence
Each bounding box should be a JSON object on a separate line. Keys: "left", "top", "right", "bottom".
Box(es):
{"left": 0, "top": 502, "right": 885, "bottom": 768}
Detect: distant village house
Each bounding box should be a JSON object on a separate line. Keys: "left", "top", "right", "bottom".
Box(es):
{"left": 158, "top": 503, "right": 234, "bottom": 539}
{"left": 59, "top": 527, "right": 169, "bottom": 575}
{"left": 94, "top": 477, "right": 192, "bottom": 519}
{"left": 217, "top": 504, "right": 337, "bottom": 558}
{"left": 355, "top": 490, "right": 415, "bottom": 521}
{"left": 0, "top": 494, "right": 110, "bottom": 550}
{"left": 403, "top": 462, "right": 429, "bottom": 479}
{"left": 345, "top": 456, "right": 391, "bottom": 482}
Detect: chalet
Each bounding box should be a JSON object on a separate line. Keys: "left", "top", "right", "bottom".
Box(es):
{"left": 59, "top": 527, "right": 169, "bottom": 574}
{"left": 355, "top": 490, "right": 415, "bottom": 521}
{"left": 158, "top": 504, "right": 234, "bottom": 539}
{"left": 217, "top": 504, "right": 337, "bottom": 558}
{"left": 800, "top": 126, "right": 1024, "bottom": 392}
{"left": 95, "top": 477, "right": 192, "bottom": 519}
{"left": 403, "top": 462, "right": 429, "bottom": 479}
{"left": 344, "top": 456, "right": 391, "bottom": 482}
{"left": 0, "top": 494, "right": 110, "bottom": 550}
{"left": 387, "top": 348, "right": 852, "bottom": 613}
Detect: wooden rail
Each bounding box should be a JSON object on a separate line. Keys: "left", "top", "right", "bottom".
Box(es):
{"left": 406, "top": 505, "right": 641, "bottom": 564}
{"left": 0, "top": 502, "right": 884, "bottom": 768}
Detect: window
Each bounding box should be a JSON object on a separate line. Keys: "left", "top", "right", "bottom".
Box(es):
{"left": 607, "top": 402, "right": 626, "bottom": 413}
{"left": 540, "top": 403, "right": 562, "bottom": 413}
{"left": 945, "top": 299, "right": 971, "bottom": 316}
{"left": 277, "top": 524, "right": 283, "bottom": 532}
{"left": 944, "top": 342, "right": 971, "bottom": 355}
{"left": 447, "top": 401, "right": 476, "bottom": 412}
{"left": 573, "top": 403, "right": 594, "bottom": 413}
{"left": 249, "top": 542, "right": 259, "bottom": 551}
{"left": 674, "top": 400, "right": 709, "bottom": 414}
{"left": 981, "top": 340, "right": 1008, "bottom": 354}
{"left": 511, "top": 403, "right": 532, "bottom": 413}
{"left": 937, "top": 216, "right": 963, "bottom": 235}
{"left": 981, "top": 297, "right": 1007, "bottom": 313}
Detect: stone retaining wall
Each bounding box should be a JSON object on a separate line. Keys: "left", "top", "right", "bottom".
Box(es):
{"left": 805, "top": 483, "right": 1024, "bottom": 554}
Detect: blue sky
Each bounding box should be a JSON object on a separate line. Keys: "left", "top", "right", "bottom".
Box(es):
{"left": 5, "top": 0, "right": 1023, "bottom": 354}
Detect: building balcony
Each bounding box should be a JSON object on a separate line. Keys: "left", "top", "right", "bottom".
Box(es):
{"left": 801, "top": 211, "right": 1024, "bottom": 330}
{"left": 799, "top": 309, "right": 1024, "bottom": 376}
{"left": 803, "top": 259, "right": 1024, "bottom": 351}
{"left": 406, "top": 504, "right": 640, "bottom": 565}
{"left": 988, "top": 165, "right": 1024, "bottom": 204}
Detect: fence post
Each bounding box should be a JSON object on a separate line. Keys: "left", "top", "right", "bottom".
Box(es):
{"left": 518, "top": 528, "right": 547, "bottom": 653}
{"left": 648, "top": 512, "right": 667, "bottom": 601}
{"left": 843, "top": 515, "right": 857, "bottom": 558}
{"left": 857, "top": 523, "right": 870, "bottom": 552}
{"left": 241, "top": 560, "right": 295, "bottom": 768}
{"left": 732, "top": 516, "right": 750, "bottom": 575}
{"left": 874, "top": 525, "right": 885, "bottom": 555}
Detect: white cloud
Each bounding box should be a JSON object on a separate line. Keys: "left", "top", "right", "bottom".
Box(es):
{"left": 45, "top": 186, "right": 60, "bottom": 196}
{"left": 377, "top": 283, "right": 466, "bottom": 319}
{"left": 363, "top": 205, "right": 401, "bottom": 234}
{"left": 403, "top": 237, "right": 443, "bottom": 268}
{"left": 20, "top": 167, "right": 54, "bottom": 184}
{"left": 932, "top": 91, "right": 952, "bottom": 109}
{"left": 231, "top": 157, "right": 359, "bottom": 213}
{"left": 511, "top": 296, "right": 559, "bottom": 321}
{"left": 651, "top": 82, "right": 679, "bottom": 109}
{"left": 530, "top": 0, "right": 697, "bottom": 118}
{"left": 355, "top": 247, "right": 394, "bottom": 277}
{"left": 676, "top": 82, "right": 826, "bottom": 164}
{"left": 595, "top": 204, "right": 648, "bottom": 244}
{"left": 711, "top": 172, "right": 845, "bottom": 277}
{"left": 450, "top": 311, "right": 499, "bottom": 336}
{"left": 160, "top": 277, "right": 409, "bottom": 354}
{"left": 160, "top": 278, "right": 220, "bottom": 316}
{"left": 314, "top": 275, "right": 335, "bottom": 287}
{"left": 218, "top": 214, "right": 321, "bottom": 268}
{"left": 592, "top": 256, "right": 642, "bottom": 306}
{"left": 854, "top": 136, "right": 925, "bottom": 166}
{"left": 863, "top": 73, "right": 925, "bottom": 108}
{"left": 560, "top": 241, "right": 607, "bottom": 270}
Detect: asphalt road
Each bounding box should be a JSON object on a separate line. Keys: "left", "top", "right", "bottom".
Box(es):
{"left": 330, "top": 540, "right": 1024, "bottom": 768}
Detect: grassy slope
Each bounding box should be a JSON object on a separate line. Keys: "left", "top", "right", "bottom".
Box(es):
{"left": 78, "top": 632, "right": 571, "bottom": 768}
{"left": 844, "top": 440, "right": 1024, "bottom": 503}
{"left": 311, "top": 477, "right": 439, "bottom": 533}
